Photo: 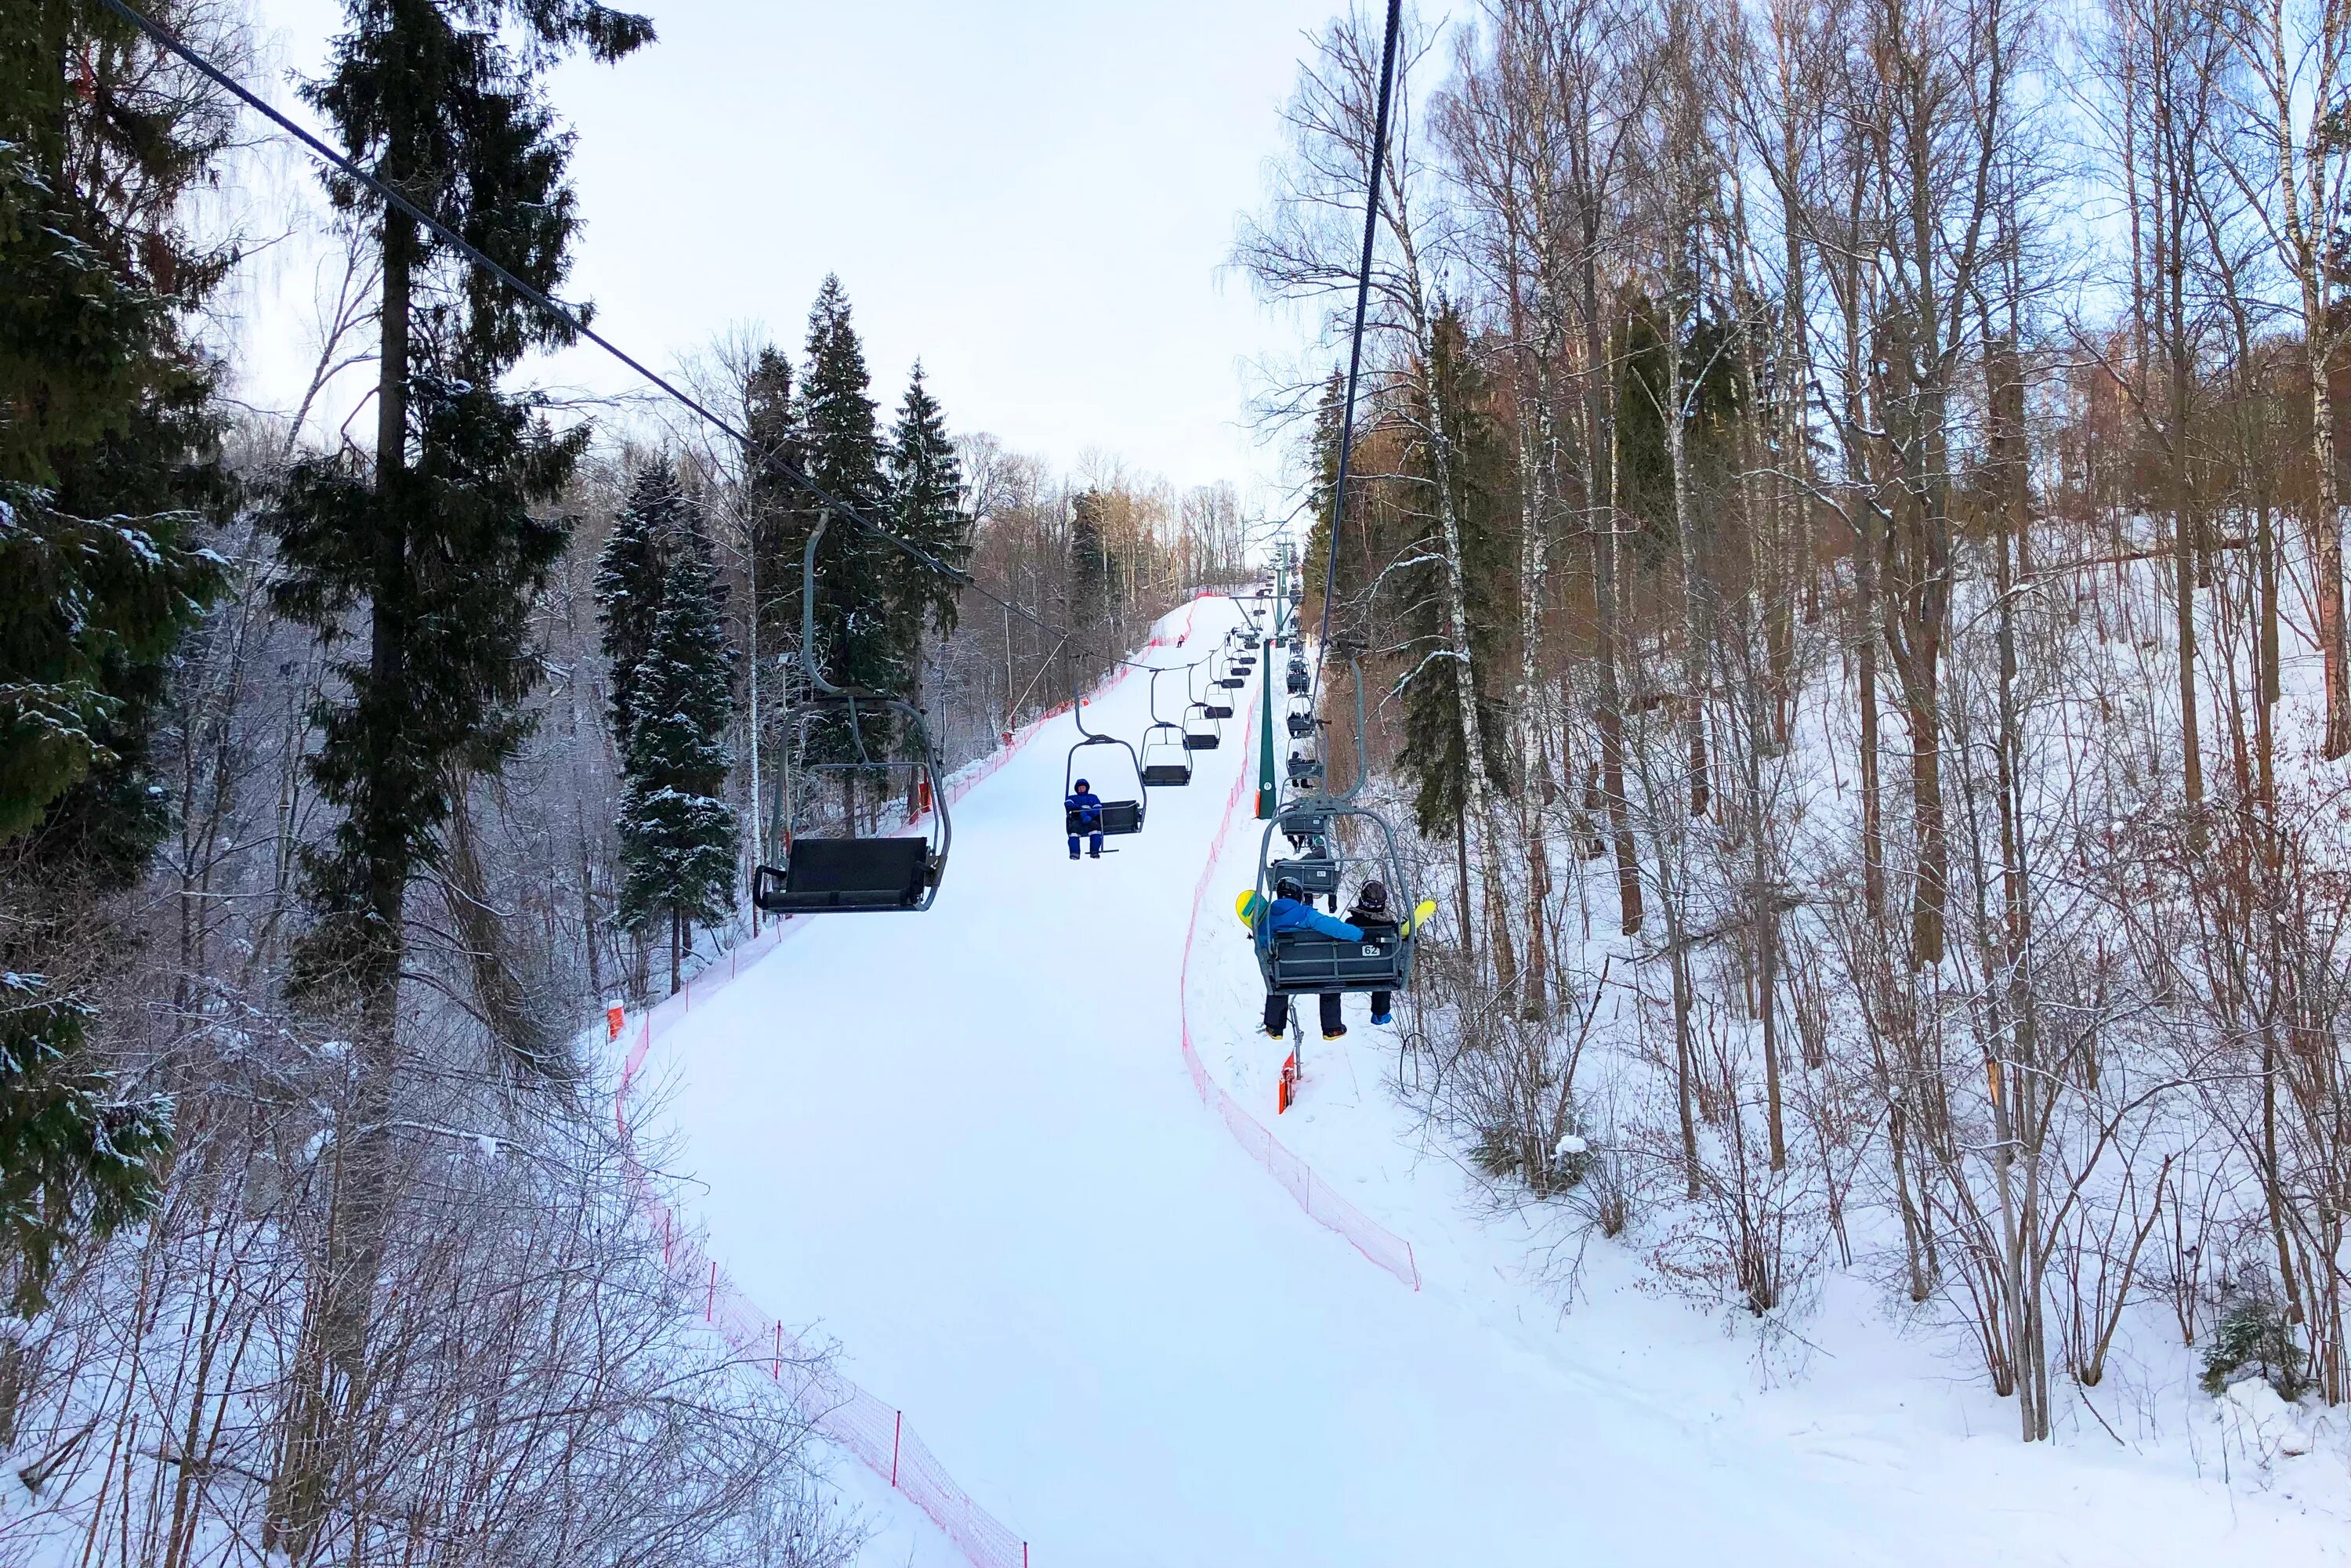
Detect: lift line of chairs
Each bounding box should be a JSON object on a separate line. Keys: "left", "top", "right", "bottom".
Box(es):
{"left": 1248, "top": 650, "right": 1432, "bottom": 1003}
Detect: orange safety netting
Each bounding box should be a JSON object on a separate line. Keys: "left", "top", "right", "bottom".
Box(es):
{"left": 1175, "top": 678, "right": 1422, "bottom": 1291}
{"left": 608, "top": 598, "right": 1211, "bottom": 1566}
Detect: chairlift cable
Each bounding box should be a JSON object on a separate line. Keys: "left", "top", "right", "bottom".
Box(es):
{"left": 1310, "top": 0, "right": 1404, "bottom": 710}
{"left": 96, "top": 0, "right": 1221, "bottom": 683}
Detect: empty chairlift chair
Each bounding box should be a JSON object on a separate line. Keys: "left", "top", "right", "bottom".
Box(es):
{"left": 1201, "top": 656, "right": 1237, "bottom": 719}
{"left": 752, "top": 512, "right": 950, "bottom": 914}
{"left": 1183, "top": 701, "right": 1223, "bottom": 751}
{"left": 1139, "top": 666, "right": 1194, "bottom": 785}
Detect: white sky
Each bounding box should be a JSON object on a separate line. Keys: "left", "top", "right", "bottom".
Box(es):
{"left": 217, "top": 0, "right": 1353, "bottom": 515}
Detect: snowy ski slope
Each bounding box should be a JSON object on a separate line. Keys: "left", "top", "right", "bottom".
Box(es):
{"left": 630, "top": 597, "right": 2338, "bottom": 1566}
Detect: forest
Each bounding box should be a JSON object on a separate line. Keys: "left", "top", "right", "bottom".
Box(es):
{"left": 8, "top": 0, "right": 2351, "bottom": 1559}
{"left": 1241, "top": 0, "right": 2351, "bottom": 1440}
{"left": 0, "top": 2, "right": 1244, "bottom": 1562}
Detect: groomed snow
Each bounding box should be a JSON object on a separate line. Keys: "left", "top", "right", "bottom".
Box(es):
{"left": 635, "top": 596, "right": 2344, "bottom": 1566}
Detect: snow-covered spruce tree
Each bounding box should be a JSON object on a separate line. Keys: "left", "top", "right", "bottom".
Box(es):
{"left": 0, "top": 0, "right": 230, "bottom": 1324}
{"left": 796, "top": 276, "right": 895, "bottom": 684}
{"left": 784, "top": 277, "right": 904, "bottom": 828}
{"left": 597, "top": 462, "right": 690, "bottom": 759}
{"left": 886, "top": 361, "right": 973, "bottom": 646}
{"left": 742, "top": 345, "right": 806, "bottom": 680}
{"left": 615, "top": 498, "right": 738, "bottom": 994}
{"left": 260, "top": 0, "right": 651, "bottom": 1553}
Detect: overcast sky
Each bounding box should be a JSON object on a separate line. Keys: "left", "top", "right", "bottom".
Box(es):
{"left": 220, "top": 0, "right": 1356, "bottom": 515}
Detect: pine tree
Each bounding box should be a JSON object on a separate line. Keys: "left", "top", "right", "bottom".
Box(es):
{"left": 1394, "top": 303, "right": 1513, "bottom": 841}
{"left": 596, "top": 464, "right": 687, "bottom": 758}
{"left": 792, "top": 275, "right": 897, "bottom": 693}
{"left": 780, "top": 277, "right": 911, "bottom": 821}
{"left": 614, "top": 506, "right": 738, "bottom": 993}
{"left": 0, "top": 1, "right": 232, "bottom": 1315}
{"left": 1070, "top": 491, "right": 1112, "bottom": 630}
{"left": 261, "top": 2, "right": 650, "bottom": 1552}
{"left": 273, "top": 0, "right": 650, "bottom": 1021}
{"left": 885, "top": 362, "right": 972, "bottom": 645}
{"left": 742, "top": 346, "right": 806, "bottom": 666}
{"left": 1299, "top": 371, "right": 1346, "bottom": 621}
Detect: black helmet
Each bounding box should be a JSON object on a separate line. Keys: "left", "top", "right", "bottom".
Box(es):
{"left": 1074, "top": 778, "right": 1089, "bottom": 791}
{"left": 1275, "top": 876, "right": 1306, "bottom": 903}
{"left": 1356, "top": 881, "right": 1389, "bottom": 914}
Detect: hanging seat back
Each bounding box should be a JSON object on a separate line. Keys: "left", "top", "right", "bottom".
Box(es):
{"left": 1069, "top": 799, "right": 1144, "bottom": 835}
{"left": 1263, "top": 925, "right": 1409, "bottom": 994}
{"left": 755, "top": 838, "right": 931, "bottom": 913}
{"left": 1271, "top": 853, "right": 1341, "bottom": 900}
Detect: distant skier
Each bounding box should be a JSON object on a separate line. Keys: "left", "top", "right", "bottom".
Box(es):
{"left": 1237, "top": 875, "right": 1363, "bottom": 1039}
{"left": 1066, "top": 778, "right": 1104, "bottom": 860}
{"left": 1345, "top": 882, "right": 1400, "bottom": 1027}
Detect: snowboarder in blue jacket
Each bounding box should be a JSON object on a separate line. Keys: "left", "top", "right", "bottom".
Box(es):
{"left": 1241, "top": 876, "right": 1363, "bottom": 1037}
{"left": 1066, "top": 779, "right": 1105, "bottom": 860}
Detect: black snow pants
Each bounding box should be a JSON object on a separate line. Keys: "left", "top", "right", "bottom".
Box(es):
{"left": 1262, "top": 992, "right": 1343, "bottom": 1035}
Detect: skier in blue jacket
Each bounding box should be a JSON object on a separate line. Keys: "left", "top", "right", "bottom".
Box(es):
{"left": 1066, "top": 779, "right": 1104, "bottom": 860}
{"left": 1242, "top": 876, "right": 1363, "bottom": 1038}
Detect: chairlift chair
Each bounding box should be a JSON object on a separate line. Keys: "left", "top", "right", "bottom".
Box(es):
{"left": 1066, "top": 675, "right": 1147, "bottom": 838}
{"left": 1191, "top": 657, "right": 1234, "bottom": 722}
{"left": 1139, "top": 666, "right": 1194, "bottom": 785}
{"left": 752, "top": 512, "right": 949, "bottom": 914}
{"left": 1286, "top": 693, "right": 1317, "bottom": 739}
{"left": 1250, "top": 802, "right": 1420, "bottom": 997}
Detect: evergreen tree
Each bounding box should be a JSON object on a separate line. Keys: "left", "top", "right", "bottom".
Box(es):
{"left": 261, "top": 2, "right": 649, "bottom": 1552}
{"left": 742, "top": 346, "right": 806, "bottom": 668}
{"left": 615, "top": 507, "right": 738, "bottom": 994}
{"left": 1070, "top": 491, "right": 1112, "bottom": 629}
{"left": 1299, "top": 371, "right": 1346, "bottom": 620}
{"left": 777, "top": 277, "right": 911, "bottom": 813}
{"left": 0, "top": 2, "right": 232, "bottom": 1314}
{"left": 790, "top": 275, "right": 897, "bottom": 696}
{"left": 1394, "top": 303, "right": 1513, "bottom": 841}
{"left": 273, "top": 0, "right": 650, "bottom": 1023}
{"left": 885, "top": 362, "right": 973, "bottom": 645}
{"left": 596, "top": 464, "right": 687, "bottom": 757}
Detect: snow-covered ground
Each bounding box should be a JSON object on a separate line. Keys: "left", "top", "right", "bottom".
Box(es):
{"left": 630, "top": 596, "right": 2345, "bottom": 1566}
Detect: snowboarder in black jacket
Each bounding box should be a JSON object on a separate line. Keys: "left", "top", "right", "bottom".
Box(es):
{"left": 1346, "top": 882, "right": 1400, "bottom": 1026}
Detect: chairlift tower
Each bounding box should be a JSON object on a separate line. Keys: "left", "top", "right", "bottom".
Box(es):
{"left": 1256, "top": 541, "right": 1288, "bottom": 821}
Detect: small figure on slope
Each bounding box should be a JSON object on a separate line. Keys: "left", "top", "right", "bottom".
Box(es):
{"left": 1066, "top": 777, "right": 1104, "bottom": 860}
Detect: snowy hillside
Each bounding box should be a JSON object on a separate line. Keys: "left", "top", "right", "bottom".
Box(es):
{"left": 626, "top": 596, "right": 2345, "bottom": 1566}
